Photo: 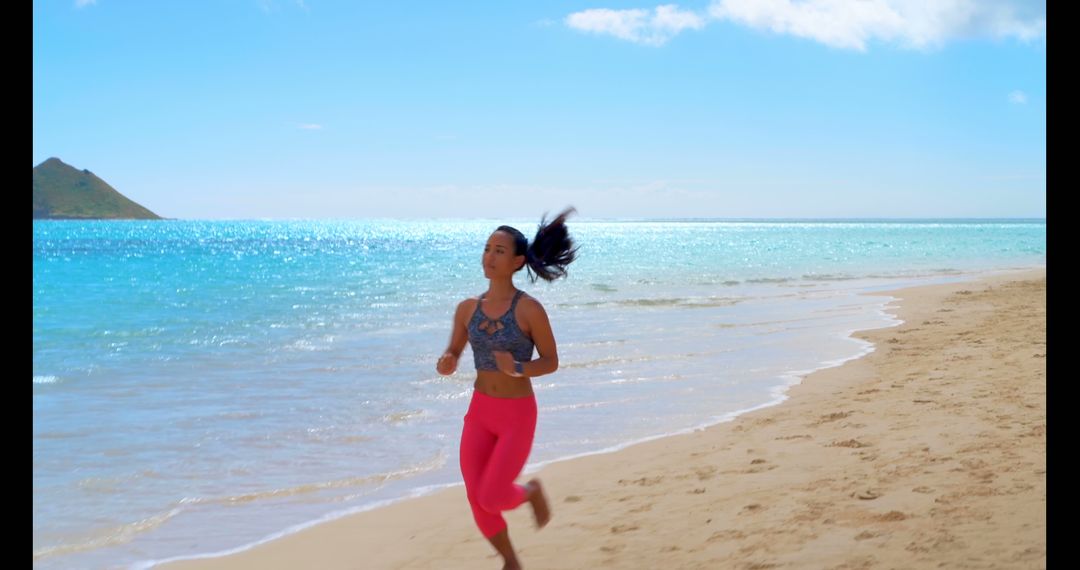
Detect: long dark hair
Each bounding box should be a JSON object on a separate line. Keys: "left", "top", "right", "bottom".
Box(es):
{"left": 497, "top": 207, "right": 579, "bottom": 284}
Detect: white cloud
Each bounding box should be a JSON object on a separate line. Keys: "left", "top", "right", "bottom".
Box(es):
{"left": 1008, "top": 90, "right": 1028, "bottom": 104}
{"left": 298, "top": 124, "right": 323, "bottom": 130}
{"left": 75, "top": 0, "right": 97, "bottom": 7}
{"left": 953, "top": 0, "right": 1046, "bottom": 42}
{"left": 565, "top": 4, "right": 706, "bottom": 46}
{"left": 709, "top": 0, "right": 1045, "bottom": 51}
{"left": 709, "top": 0, "right": 905, "bottom": 51}
{"left": 566, "top": 1, "right": 1045, "bottom": 51}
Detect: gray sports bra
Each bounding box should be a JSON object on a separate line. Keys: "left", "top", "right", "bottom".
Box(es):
{"left": 467, "top": 290, "right": 535, "bottom": 371}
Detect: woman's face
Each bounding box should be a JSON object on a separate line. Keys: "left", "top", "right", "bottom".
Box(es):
{"left": 483, "top": 231, "right": 524, "bottom": 278}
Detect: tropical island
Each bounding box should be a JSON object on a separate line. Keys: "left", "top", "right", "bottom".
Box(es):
{"left": 33, "top": 157, "right": 163, "bottom": 220}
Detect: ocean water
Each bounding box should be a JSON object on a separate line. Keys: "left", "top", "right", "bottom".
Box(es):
{"left": 33, "top": 218, "right": 1045, "bottom": 569}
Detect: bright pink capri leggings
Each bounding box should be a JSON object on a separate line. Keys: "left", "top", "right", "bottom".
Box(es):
{"left": 459, "top": 390, "right": 538, "bottom": 538}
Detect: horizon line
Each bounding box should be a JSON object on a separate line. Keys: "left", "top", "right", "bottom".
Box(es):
{"left": 34, "top": 216, "right": 1047, "bottom": 223}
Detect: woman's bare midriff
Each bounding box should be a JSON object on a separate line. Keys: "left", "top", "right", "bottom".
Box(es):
{"left": 474, "top": 370, "right": 535, "bottom": 398}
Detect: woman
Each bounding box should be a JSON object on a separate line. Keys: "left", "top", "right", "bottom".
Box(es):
{"left": 435, "top": 207, "right": 579, "bottom": 570}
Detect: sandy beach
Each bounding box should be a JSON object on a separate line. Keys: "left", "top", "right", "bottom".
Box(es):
{"left": 162, "top": 267, "right": 1046, "bottom": 570}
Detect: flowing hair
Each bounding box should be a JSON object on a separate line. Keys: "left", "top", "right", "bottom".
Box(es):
{"left": 496, "top": 206, "right": 580, "bottom": 284}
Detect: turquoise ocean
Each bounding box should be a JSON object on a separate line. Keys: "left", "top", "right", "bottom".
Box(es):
{"left": 33, "top": 219, "right": 1045, "bottom": 569}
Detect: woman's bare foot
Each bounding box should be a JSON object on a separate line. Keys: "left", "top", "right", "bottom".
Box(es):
{"left": 525, "top": 478, "right": 551, "bottom": 529}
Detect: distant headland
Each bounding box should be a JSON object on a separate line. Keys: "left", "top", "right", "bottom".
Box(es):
{"left": 33, "top": 157, "right": 163, "bottom": 220}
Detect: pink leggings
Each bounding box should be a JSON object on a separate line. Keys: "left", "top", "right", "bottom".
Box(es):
{"left": 459, "top": 390, "right": 538, "bottom": 538}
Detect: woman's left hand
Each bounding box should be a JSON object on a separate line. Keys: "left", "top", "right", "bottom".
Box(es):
{"left": 492, "top": 351, "right": 518, "bottom": 377}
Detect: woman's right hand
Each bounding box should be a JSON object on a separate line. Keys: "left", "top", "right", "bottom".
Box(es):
{"left": 436, "top": 352, "right": 458, "bottom": 376}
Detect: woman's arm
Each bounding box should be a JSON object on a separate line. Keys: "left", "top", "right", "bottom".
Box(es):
{"left": 436, "top": 299, "right": 472, "bottom": 375}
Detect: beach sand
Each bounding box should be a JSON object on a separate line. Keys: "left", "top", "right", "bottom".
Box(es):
{"left": 163, "top": 268, "right": 1045, "bottom": 570}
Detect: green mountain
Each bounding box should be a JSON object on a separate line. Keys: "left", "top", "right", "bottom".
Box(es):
{"left": 33, "top": 158, "right": 163, "bottom": 220}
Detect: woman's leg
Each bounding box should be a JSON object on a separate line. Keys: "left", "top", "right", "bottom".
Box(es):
{"left": 475, "top": 400, "right": 537, "bottom": 516}
{"left": 460, "top": 414, "right": 507, "bottom": 538}
{"left": 461, "top": 393, "right": 540, "bottom": 568}
{"left": 475, "top": 430, "right": 533, "bottom": 514}
{"left": 486, "top": 528, "right": 521, "bottom": 570}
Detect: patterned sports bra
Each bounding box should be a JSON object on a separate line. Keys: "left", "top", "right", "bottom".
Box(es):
{"left": 467, "top": 290, "right": 535, "bottom": 371}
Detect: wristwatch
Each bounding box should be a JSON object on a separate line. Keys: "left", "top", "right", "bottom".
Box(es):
{"left": 513, "top": 361, "right": 524, "bottom": 377}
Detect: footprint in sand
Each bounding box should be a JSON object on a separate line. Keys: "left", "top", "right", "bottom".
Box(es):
{"left": 617, "top": 476, "right": 663, "bottom": 487}
{"left": 816, "top": 411, "right": 852, "bottom": 424}
{"left": 830, "top": 439, "right": 872, "bottom": 448}
{"left": 564, "top": 495, "right": 582, "bottom": 503}
{"left": 854, "top": 489, "right": 882, "bottom": 500}
{"left": 611, "top": 524, "right": 639, "bottom": 534}
{"left": 695, "top": 466, "right": 718, "bottom": 480}
{"left": 832, "top": 555, "right": 879, "bottom": 569}
{"left": 708, "top": 529, "right": 747, "bottom": 542}
{"left": 1011, "top": 546, "right": 1045, "bottom": 561}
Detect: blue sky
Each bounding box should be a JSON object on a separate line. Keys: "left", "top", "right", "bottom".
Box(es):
{"left": 33, "top": 1, "right": 1045, "bottom": 220}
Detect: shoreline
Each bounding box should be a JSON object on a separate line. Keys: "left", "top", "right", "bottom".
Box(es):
{"left": 158, "top": 266, "right": 1046, "bottom": 569}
